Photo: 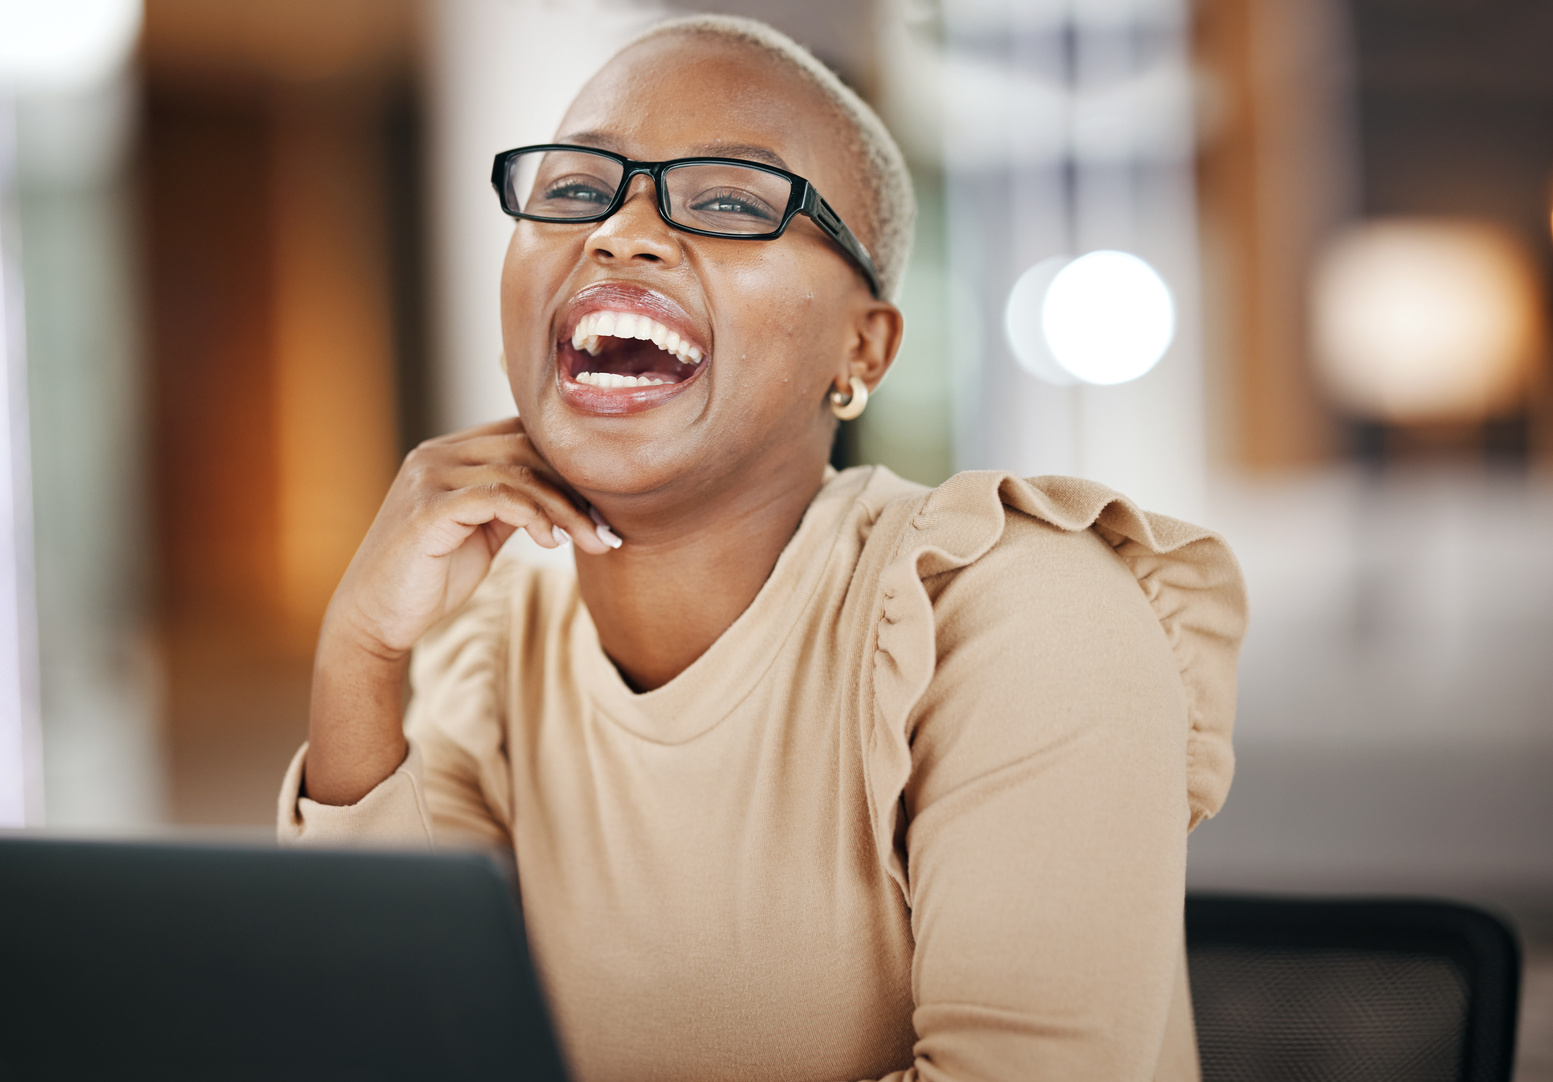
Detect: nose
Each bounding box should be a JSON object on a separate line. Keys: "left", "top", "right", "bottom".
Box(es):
{"left": 586, "top": 174, "right": 682, "bottom": 273}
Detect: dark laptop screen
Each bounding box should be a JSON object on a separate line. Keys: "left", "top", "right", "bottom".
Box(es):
{"left": 0, "top": 838, "right": 568, "bottom": 1081}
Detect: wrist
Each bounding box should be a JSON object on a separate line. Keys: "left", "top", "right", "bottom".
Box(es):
{"left": 318, "top": 601, "right": 414, "bottom": 670}
{"left": 307, "top": 609, "right": 412, "bottom": 807}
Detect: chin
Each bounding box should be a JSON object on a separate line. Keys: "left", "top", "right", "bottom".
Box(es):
{"left": 528, "top": 409, "right": 707, "bottom": 501}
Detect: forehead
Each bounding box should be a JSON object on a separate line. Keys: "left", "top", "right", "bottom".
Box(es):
{"left": 557, "top": 35, "right": 860, "bottom": 217}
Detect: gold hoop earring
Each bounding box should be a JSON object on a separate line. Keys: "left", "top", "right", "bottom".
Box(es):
{"left": 830, "top": 376, "right": 869, "bottom": 421}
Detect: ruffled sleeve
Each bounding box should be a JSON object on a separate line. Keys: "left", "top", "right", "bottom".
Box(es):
{"left": 863, "top": 471, "right": 1248, "bottom": 895}
{"left": 276, "top": 554, "right": 524, "bottom": 851}
{"left": 857, "top": 470, "right": 1248, "bottom": 1081}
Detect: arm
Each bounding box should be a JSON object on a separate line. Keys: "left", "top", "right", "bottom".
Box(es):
{"left": 888, "top": 516, "right": 1194, "bottom": 1081}
{"left": 279, "top": 556, "right": 527, "bottom": 851}
{"left": 303, "top": 417, "right": 613, "bottom": 807}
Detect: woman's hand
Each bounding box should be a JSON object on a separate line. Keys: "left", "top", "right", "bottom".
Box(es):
{"left": 329, "top": 416, "right": 614, "bottom": 659}
{"left": 304, "top": 417, "right": 614, "bottom": 806}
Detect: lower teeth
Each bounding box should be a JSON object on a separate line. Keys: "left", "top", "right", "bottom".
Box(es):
{"left": 576, "top": 371, "right": 669, "bottom": 388}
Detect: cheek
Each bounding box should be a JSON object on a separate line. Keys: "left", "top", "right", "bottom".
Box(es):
{"left": 500, "top": 225, "right": 571, "bottom": 354}
{"left": 499, "top": 227, "right": 576, "bottom": 407}
{"left": 706, "top": 241, "right": 853, "bottom": 394}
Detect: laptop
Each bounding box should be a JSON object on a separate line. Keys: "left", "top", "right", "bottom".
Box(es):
{"left": 0, "top": 837, "right": 570, "bottom": 1081}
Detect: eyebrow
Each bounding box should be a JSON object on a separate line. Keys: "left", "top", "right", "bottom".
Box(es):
{"left": 556, "top": 131, "right": 792, "bottom": 171}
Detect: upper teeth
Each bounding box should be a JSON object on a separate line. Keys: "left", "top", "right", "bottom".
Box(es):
{"left": 570, "top": 310, "right": 703, "bottom": 365}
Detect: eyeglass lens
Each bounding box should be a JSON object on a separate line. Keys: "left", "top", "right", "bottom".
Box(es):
{"left": 506, "top": 149, "right": 793, "bottom": 236}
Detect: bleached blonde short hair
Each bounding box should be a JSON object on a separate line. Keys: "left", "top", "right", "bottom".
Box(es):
{"left": 621, "top": 14, "right": 916, "bottom": 301}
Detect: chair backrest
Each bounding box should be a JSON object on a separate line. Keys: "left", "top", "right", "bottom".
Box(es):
{"left": 1185, "top": 893, "right": 1521, "bottom": 1082}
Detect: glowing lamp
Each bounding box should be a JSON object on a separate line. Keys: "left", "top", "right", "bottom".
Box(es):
{"left": 1006, "top": 251, "right": 1175, "bottom": 386}
{"left": 1311, "top": 219, "right": 1544, "bottom": 424}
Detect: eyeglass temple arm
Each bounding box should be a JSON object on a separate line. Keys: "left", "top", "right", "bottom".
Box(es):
{"left": 802, "top": 186, "right": 883, "bottom": 299}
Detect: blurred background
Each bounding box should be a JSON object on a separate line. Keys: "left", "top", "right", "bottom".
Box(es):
{"left": 0, "top": 0, "right": 1549, "bottom": 1073}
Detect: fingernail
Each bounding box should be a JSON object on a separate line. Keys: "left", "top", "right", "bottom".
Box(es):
{"left": 552, "top": 526, "right": 571, "bottom": 546}
{"left": 595, "top": 524, "right": 622, "bottom": 550}
{"left": 588, "top": 504, "right": 608, "bottom": 527}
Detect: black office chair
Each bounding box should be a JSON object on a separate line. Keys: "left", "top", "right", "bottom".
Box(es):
{"left": 1185, "top": 894, "right": 1521, "bottom": 1082}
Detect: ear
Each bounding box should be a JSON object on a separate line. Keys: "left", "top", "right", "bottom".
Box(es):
{"left": 836, "top": 299, "right": 904, "bottom": 394}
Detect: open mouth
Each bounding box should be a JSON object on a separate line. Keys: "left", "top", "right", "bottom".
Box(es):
{"left": 558, "top": 310, "right": 706, "bottom": 391}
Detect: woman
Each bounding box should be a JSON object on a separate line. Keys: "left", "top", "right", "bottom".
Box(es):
{"left": 279, "top": 15, "right": 1248, "bottom": 1082}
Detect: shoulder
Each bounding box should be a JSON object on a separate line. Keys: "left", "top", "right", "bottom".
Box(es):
{"left": 924, "top": 502, "right": 1168, "bottom": 667}
{"left": 863, "top": 470, "right": 1248, "bottom": 831}
{"left": 870, "top": 469, "right": 1246, "bottom": 659}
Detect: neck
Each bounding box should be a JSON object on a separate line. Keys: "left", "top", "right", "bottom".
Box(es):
{"left": 572, "top": 453, "right": 831, "bottom": 692}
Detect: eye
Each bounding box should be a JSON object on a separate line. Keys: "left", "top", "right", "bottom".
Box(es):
{"left": 525, "top": 170, "right": 618, "bottom": 216}
{"left": 688, "top": 187, "right": 779, "bottom": 223}
{"left": 542, "top": 175, "right": 614, "bottom": 204}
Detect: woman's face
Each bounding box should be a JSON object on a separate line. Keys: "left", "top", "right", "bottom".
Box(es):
{"left": 499, "top": 35, "right": 895, "bottom": 505}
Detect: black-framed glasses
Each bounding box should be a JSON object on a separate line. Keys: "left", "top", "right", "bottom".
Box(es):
{"left": 491, "top": 144, "right": 882, "bottom": 298}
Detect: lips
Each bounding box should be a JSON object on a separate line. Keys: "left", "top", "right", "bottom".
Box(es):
{"left": 552, "top": 283, "right": 710, "bottom": 414}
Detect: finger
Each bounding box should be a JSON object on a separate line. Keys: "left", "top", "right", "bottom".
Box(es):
{"left": 397, "top": 438, "right": 606, "bottom": 552}
{"left": 435, "top": 483, "right": 559, "bottom": 552}
{"left": 398, "top": 430, "right": 568, "bottom": 504}
{"left": 481, "top": 518, "right": 519, "bottom": 552}
{"left": 481, "top": 515, "right": 549, "bottom": 552}
{"left": 440, "top": 482, "right": 612, "bottom": 557}
{"left": 442, "top": 434, "right": 579, "bottom": 498}
{"left": 446, "top": 464, "right": 610, "bottom": 554}
{"left": 587, "top": 503, "right": 624, "bottom": 551}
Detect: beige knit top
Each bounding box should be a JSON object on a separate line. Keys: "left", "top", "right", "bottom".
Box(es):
{"left": 278, "top": 465, "right": 1248, "bottom": 1082}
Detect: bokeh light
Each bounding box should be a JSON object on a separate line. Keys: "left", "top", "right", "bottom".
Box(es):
{"left": 1038, "top": 251, "right": 1175, "bottom": 386}
{"left": 1310, "top": 219, "right": 1543, "bottom": 424}
{"left": 1004, "top": 257, "right": 1077, "bottom": 386}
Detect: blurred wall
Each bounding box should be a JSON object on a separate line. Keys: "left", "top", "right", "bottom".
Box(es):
{"left": 12, "top": 52, "right": 160, "bottom": 829}
{"left": 1184, "top": 0, "right": 1553, "bottom": 907}
{"left": 1350, "top": 0, "right": 1553, "bottom": 462}
{"left": 1194, "top": 0, "right": 1354, "bottom": 468}
{"left": 136, "top": 0, "right": 417, "bottom": 826}
{"left": 0, "top": 99, "right": 42, "bottom": 828}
